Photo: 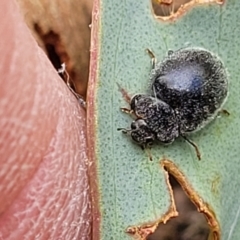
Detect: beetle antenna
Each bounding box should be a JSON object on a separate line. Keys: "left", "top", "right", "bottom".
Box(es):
{"left": 117, "top": 128, "right": 131, "bottom": 134}
{"left": 181, "top": 135, "right": 201, "bottom": 160}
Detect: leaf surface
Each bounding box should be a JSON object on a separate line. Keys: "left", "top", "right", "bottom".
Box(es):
{"left": 88, "top": 0, "right": 240, "bottom": 239}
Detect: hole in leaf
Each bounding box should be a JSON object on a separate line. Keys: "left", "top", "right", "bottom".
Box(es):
{"left": 147, "top": 174, "right": 210, "bottom": 240}
{"left": 151, "top": 0, "right": 224, "bottom": 21}
{"left": 152, "top": 0, "right": 192, "bottom": 16}
{"left": 126, "top": 160, "right": 220, "bottom": 240}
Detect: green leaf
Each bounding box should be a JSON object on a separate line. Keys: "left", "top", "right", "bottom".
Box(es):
{"left": 88, "top": 0, "right": 240, "bottom": 239}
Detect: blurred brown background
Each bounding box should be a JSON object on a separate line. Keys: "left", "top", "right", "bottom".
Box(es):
{"left": 16, "top": 0, "right": 191, "bottom": 98}
{"left": 16, "top": 0, "right": 93, "bottom": 98}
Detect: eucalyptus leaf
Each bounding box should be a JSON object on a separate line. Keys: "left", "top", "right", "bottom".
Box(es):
{"left": 88, "top": 0, "right": 240, "bottom": 239}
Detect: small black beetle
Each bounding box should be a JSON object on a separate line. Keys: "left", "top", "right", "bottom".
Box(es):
{"left": 118, "top": 48, "right": 229, "bottom": 160}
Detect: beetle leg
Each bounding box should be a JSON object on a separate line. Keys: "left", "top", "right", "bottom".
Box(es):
{"left": 219, "top": 109, "right": 230, "bottom": 116}
{"left": 146, "top": 48, "right": 157, "bottom": 69}
{"left": 120, "top": 107, "right": 133, "bottom": 114}
{"left": 144, "top": 146, "right": 153, "bottom": 161}
{"left": 181, "top": 135, "right": 201, "bottom": 160}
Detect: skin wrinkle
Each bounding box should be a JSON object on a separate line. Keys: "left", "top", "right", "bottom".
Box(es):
{"left": 0, "top": 91, "right": 89, "bottom": 239}
{"left": 0, "top": 1, "right": 91, "bottom": 239}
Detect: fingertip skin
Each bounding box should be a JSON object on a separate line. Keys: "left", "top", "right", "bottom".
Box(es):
{"left": 0, "top": 1, "right": 91, "bottom": 239}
